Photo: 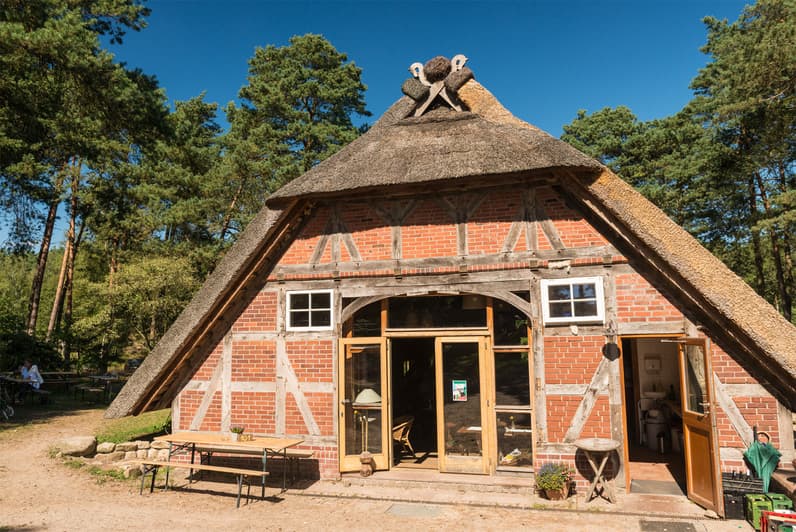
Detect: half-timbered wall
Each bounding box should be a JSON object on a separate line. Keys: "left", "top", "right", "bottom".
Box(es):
{"left": 172, "top": 183, "right": 792, "bottom": 482}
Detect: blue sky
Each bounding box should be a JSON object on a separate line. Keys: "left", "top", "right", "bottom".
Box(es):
{"left": 110, "top": 0, "right": 749, "bottom": 136}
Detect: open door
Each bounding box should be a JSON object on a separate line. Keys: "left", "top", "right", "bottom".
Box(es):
{"left": 678, "top": 338, "right": 723, "bottom": 514}
{"left": 339, "top": 338, "right": 390, "bottom": 471}
{"left": 435, "top": 336, "right": 490, "bottom": 474}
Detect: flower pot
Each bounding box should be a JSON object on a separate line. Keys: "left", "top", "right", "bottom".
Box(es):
{"left": 230, "top": 432, "right": 241, "bottom": 442}
{"left": 544, "top": 487, "right": 567, "bottom": 500}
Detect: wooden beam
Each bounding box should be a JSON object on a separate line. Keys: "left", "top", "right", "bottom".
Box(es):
{"left": 712, "top": 373, "right": 753, "bottom": 448}
{"left": 189, "top": 355, "right": 223, "bottom": 430}
{"left": 564, "top": 357, "right": 610, "bottom": 442}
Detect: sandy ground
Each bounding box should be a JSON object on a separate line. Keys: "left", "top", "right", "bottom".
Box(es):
{"left": 0, "top": 408, "right": 752, "bottom": 532}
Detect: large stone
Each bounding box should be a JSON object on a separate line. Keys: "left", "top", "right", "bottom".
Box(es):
{"left": 93, "top": 451, "right": 125, "bottom": 464}
{"left": 115, "top": 442, "right": 137, "bottom": 452}
{"left": 96, "top": 442, "right": 116, "bottom": 454}
{"left": 150, "top": 441, "right": 169, "bottom": 450}
{"left": 156, "top": 449, "right": 169, "bottom": 460}
{"left": 124, "top": 451, "right": 138, "bottom": 460}
{"left": 146, "top": 448, "right": 159, "bottom": 459}
{"left": 135, "top": 440, "right": 150, "bottom": 450}
{"left": 136, "top": 450, "right": 148, "bottom": 459}
{"left": 55, "top": 436, "right": 96, "bottom": 457}
{"left": 121, "top": 464, "right": 142, "bottom": 479}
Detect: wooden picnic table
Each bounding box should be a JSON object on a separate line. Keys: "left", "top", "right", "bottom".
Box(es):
{"left": 154, "top": 432, "right": 304, "bottom": 498}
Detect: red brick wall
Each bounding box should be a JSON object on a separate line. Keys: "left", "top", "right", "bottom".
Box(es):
{"left": 616, "top": 272, "right": 682, "bottom": 322}
{"left": 401, "top": 198, "right": 457, "bottom": 258}
{"left": 233, "top": 291, "right": 277, "bottom": 333}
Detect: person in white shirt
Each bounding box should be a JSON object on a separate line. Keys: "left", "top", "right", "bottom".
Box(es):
{"left": 20, "top": 360, "right": 44, "bottom": 390}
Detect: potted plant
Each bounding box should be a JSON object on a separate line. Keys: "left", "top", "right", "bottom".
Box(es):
{"left": 536, "top": 462, "right": 573, "bottom": 500}
{"left": 230, "top": 425, "right": 245, "bottom": 441}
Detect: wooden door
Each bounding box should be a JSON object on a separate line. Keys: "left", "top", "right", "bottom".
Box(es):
{"left": 339, "top": 338, "right": 390, "bottom": 471}
{"left": 678, "top": 338, "right": 722, "bottom": 514}
{"left": 435, "top": 336, "right": 490, "bottom": 474}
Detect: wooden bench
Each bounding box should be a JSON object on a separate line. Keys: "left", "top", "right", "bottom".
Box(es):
{"left": 74, "top": 384, "right": 106, "bottom": 402}
{"left": 135, "top": 460, "right": 269, "bottom": 508}
{"left": 31, "top": 388, "right": 51, "bottom": 404}
{"left": 195, "top": 444, "right": 314, "bottom": 483}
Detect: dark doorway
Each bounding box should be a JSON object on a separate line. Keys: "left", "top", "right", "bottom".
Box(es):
{"left": 391, "top": 338, "right": 437, "bottom": 468}
{"left": 623, "top": 337, "right": 687, "bottom": 495}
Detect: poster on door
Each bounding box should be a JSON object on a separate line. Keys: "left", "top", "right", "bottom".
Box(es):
{"left": 452, "top": 380, "right": 467, "bottom": 402}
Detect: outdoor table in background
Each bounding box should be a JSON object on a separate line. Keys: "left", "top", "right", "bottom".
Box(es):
{"left": 574, "top": 437, "right": 621, "bottom": 503}
{"left": 154, "top": 431, "right": 304, "bottom": 497}
{"left": 87, "top": 375, "right": 126, "bottom": 402}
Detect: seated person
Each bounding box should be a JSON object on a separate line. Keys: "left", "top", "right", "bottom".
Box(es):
{"left": 20, "top": 359, "right": 44, "bottom": 390}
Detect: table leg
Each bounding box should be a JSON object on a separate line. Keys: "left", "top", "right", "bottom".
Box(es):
{"left": 585, "top": 451, "right": 612, "bottom": 503}
{"left": 282, "top": 449, "right": 288, "bottom": 492}
{"left": 261, "top": 450, "right": 267, "bottom": 499}
{"left": 164, "top": 442, "right": 173, "bottom": 491}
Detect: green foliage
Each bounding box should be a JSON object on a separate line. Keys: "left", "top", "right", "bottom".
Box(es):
{"left": 535, "top": 462, "right": 573, "bottom": 491}
{"left": 95, "top": 408, "right": 171, "bottom": 443}
{"left": 562, "top": 0, "right": 796, "bottom": 322}
{"left": 222, "top": 34, "right": 370, "bottom": 234}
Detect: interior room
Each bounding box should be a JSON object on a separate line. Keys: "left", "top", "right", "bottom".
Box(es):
{"left": 390, "top": 338, "right": 437, "bottom": 469}
{"left": 622, "top": 337, "right": 687, "bottom": 495}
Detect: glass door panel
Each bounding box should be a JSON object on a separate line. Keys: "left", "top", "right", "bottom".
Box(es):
{"left": 339, "top": 338, "right": 389, "bottom": 471}
{"left": 494, "top": 350, "right": 533, "bottom": 469}
{"left": 435, "top": 337, "right": 489, "bottom": 474}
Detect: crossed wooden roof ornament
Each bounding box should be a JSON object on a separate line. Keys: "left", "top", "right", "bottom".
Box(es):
{"left": 402, "top": 54, "right": 475, "bottom": 117}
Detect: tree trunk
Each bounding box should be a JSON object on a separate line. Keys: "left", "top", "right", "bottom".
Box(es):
{"left": 26, "top": 170, "right": 66, "bottom": 335}
{"left": 62, "top": 220, "right": 84, "bottom": 360}
{"left": 747, "top": 177, "right": 766, "bottom": 295}
{"left": 45, "top": 239, "right": 70, "bottom": 342}
{"left": 219, "top": 178, "right": 245, "bottom": 241}
{"left": 755, "top": 171, "right": 792, "bottom": 321}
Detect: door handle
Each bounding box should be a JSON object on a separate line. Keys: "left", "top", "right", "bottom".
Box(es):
{"left": 341, "top": 399, "right": 351, "bottom": 405}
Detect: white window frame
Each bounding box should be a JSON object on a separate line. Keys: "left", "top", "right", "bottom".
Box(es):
{"left": 540, "top": 276, "right": 605, "bottom": 325}
{"left": 286, "top": 289, "right": 334, "bottom": 331}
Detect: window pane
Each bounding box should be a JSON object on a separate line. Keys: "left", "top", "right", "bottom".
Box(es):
{"left": 441, "top": 342, "right": 481, "bottom": 457}
{"left": 493, "top": 299, "right": 528, "bottom": 346}
{"left": 547, "top": 285, "right": 571, "bottom": 301}
{"left": 344, "top": 344, "right": 382, "bottom": 456}
{"left": 573, "top": 301, "right": 597, "bottom": 317}
{"left": 573, "top": 283, "right": 596, "bottom": 299}
{"left": 549, "top": 302, "right": 572, "bottom": 318}
{"left": 291, "top": 293, "right": 310, "bottom": 310}
{"left": 312, "top": 291, "right": 330, "bottom": 309}
{"left": 684, "top": 344, "right": 707, "bottom": 414}
{"left": 311, "top": 310, "right": 331, "bottom": 327}
{"left": 494, "top": 352, "right": 530, "bottom": 405}
{"left": 291, "top": 311, "right": 310, "bottom": 327}
{"left": 388, "top": 296, "right": 486, "bottom": 328}
{"left": 497, "top": 412, "right": 532, "bottom": 468}
{"left": 352, "top": 301, "right": 381, "bottom": 337}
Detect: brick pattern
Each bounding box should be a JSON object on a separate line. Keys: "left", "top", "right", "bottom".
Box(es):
{"left": 711, "top": 344, "right": 755, "bottom": 384}
{"left": 401, "top": 198, "right": 457, "bottom": 258}
{"left": 233, "top": 291, "right": 277, "bottom": 333}
{"left": 544, "top": 336, "right": 604, "bottom": 384}
{"left": 231, "top": 340, "right": 276, "bottom": 381}
{"left": 536, "top": 188, "right": 608, "bottom": 249}
{"left": 616, "top": 272, "right": 682, "bottom": 322}
{"left": 467, "top": 190, "right": 522, "bottom": 255}
{"left": 339, "top": 203, "right": 392, "bottom": 261}
{"left": 279, "top": 205, "right": 331, "bottom": 265}
{"left": 230, "top": 391, "right": 276, "bottom": 434}
{"left": 546, "top": 395, "right": 612, "bottom": 442}
{"left": 286, "top": 340, "right": 333, "bottom": 383}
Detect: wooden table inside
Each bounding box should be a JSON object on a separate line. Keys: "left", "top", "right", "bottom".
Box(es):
{"left": 154, "top": 432, "right": 304, "bottom": 497}
{"left": 574, "top": 437, "right": 621, "bottom": 503}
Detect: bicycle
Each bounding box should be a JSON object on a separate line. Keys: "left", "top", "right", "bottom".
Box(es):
{"left": 0, "top": 382, "right": 14, "bottom": 421}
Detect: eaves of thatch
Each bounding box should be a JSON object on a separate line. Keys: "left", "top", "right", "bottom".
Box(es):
{"left": 107, "top": 78, "right": 796, "bottom": 418}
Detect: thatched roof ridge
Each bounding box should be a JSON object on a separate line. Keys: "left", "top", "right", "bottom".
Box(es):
{"left": 577, "top": 170, "right": 796, "bottom": 402}
{"left": 105, "top": 205, "right": 290, "bottom": 418}
{"left": 268, "top": 81, "right": 601, "bottom": 202}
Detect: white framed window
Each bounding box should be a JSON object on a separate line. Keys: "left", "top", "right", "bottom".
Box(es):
{"left": 286, "top": 289, "right": 334, "bottom": 331}
{"left": 541, "top": 277, "right": 605, "bottom": 324}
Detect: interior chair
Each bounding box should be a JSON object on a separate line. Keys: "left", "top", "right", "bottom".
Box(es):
{"left": 637, "top": 398, "right": 657, "bottom": 446}
{"left": 392, "top": 415, "right": 416, "bottom": 459}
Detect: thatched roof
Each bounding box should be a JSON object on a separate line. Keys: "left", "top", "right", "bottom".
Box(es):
{"left": 107, "top": 78, "right": 796, "bottom": 418}
{"left": 267, "top": 84, "right": 601, "bottom": 203}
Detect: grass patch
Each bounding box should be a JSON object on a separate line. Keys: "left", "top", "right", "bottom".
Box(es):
{"left": 95, "top": 408, "right": 170, "bottom": 444}
{"left": 87, "top": 465, "right": 127, "bottom": 483}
